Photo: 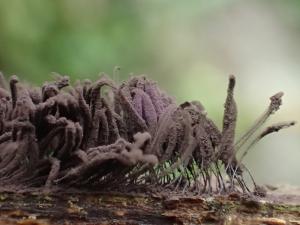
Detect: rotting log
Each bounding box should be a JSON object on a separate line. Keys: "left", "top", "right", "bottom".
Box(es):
{"left": 0, "top": 190, "right": 299, "bottom": 225}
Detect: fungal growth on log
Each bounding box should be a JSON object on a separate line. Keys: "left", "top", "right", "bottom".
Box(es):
{"left": 0, "top": 72, "right": 295, "bottom": 195}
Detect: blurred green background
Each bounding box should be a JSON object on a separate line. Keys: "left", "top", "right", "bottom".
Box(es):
{"left": 0, "top": 0, "right": 299, "bottom": 185}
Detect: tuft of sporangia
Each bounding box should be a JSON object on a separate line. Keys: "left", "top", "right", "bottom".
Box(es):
{"left": 0, "top": 71, "right": 295, "bottom": 195}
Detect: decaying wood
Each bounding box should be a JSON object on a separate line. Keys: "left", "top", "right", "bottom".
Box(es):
{"left": 0, "top": 191, "right": 299, "bottom": 225}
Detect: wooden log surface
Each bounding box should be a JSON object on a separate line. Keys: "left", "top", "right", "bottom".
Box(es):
{"left": 0, "top": 188, "right": 299, "bottom": 225}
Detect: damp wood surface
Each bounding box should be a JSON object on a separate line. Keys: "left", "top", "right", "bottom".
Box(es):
{"left": 0, "top": 190, "right": 299, "bottom": 225}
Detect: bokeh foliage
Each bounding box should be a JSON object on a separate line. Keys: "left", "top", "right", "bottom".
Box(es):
{"left": 0, "top": 1, "right": 156, "bottom": 83}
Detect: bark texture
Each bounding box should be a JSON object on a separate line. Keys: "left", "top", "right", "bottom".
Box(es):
{"left": 0, "top": 191, "right": 299, "bottom": 225}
